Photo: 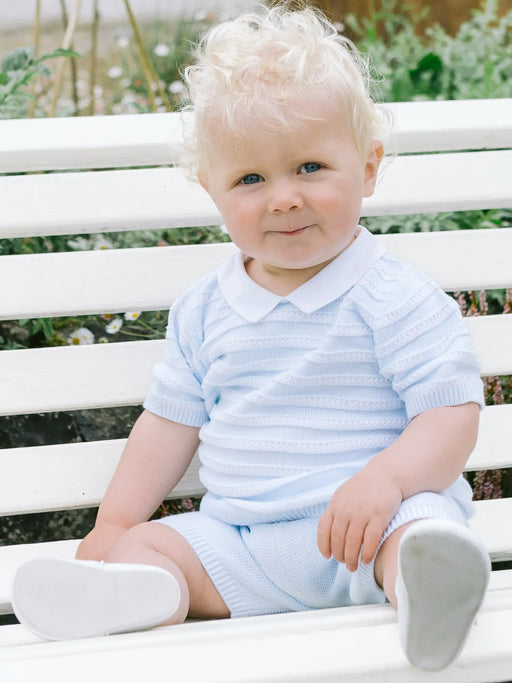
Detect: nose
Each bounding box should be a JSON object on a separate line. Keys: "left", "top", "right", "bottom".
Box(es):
{"left": 267, "top": 180, "right": 304, "bottom": 214}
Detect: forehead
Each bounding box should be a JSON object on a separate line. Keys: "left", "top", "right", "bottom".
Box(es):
{"left": 200, "top": 98, "right": 355, "bottom": 173}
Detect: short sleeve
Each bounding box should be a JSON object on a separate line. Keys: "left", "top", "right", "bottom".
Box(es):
{"left": 372, "top": 273, "right": 485, "bottom": 420}
{"left": 143, "top": 302, "right": 208, "bottom": 427}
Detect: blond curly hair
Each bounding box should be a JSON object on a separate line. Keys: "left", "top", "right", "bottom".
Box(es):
{"left": 181, "top": 3, "right": 391, "bottom": 179}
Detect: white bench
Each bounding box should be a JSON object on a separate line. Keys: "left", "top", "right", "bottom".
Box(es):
{"left": 1, "top": 98, "right": 512, "bottom": 681}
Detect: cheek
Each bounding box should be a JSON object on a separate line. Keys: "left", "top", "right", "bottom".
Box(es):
{"left": 318, "top": 184, "right": 362, "bottom": 219}
{"left": 330, "top": 176, "right": 365, "bottom": 211}
{"left": 221, "top": 197, "right": 260, "bottom": 232}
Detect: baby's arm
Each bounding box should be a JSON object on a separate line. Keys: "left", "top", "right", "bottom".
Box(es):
{"left": 317, "top": 402, "right": 479, "bottom": 571}
{"left": 77, "top": 410, "right": 199, "bottom": 560}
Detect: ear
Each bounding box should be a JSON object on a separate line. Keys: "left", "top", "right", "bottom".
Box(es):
{"left": 363, "top": 141, "right": 384, "bottom": 197}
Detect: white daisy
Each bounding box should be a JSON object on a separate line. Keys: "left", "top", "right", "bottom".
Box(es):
{"left": 93, "top": 235, "right": 114, "bottom": 250}
{"left": 169, "top": 80, "right": 185, "bottom": 94}
{"left": 154, "top": 43, "right": 170, "bottom": 57}
{"left": 68, "top": 236, "right": 91, "bottom": 251}
{"left": 106, "top": 318, "right": 123, "bottom": 335}
{"left": 68, "top": 328, "right": 95, "bottom": 345}
{"left": 124, "top": 311, "right": 141, "bottom": 321}
{"left": 108, "top": 66, "right": 123, "bottom": 79}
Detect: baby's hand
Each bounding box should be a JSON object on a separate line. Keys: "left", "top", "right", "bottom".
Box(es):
{"left": 76, "top": 521, "right": 128, "bottom": 561}
{"left": 317, "top": 468, "right": 403, "bottom": 571}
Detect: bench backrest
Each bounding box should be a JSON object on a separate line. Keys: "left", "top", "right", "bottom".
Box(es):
{"left": 0, "top": 98, "right": 511, "bottom": 554}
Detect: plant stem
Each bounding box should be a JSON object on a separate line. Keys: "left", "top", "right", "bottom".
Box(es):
{"left": 28, "top": 0, "right": 41, "bottom": 118}
{"left": 123, "top": 0, "right": 172, "bottom": 112}
{"left": 59, "top": 0, "right": 79, "bottom": 115}
{"left": 123, "top": 0, "right": 156, "bottom": 111}
{"left": 89, "top": 0, "right": 99, "bottom": 116}
{"left": 49, "top": 0, "right": 82, "bottom": 117}
{"left": 116, "top": 329, "right": 156, "bottom": 339}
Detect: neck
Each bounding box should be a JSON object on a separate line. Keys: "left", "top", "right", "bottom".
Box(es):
{"left": 244, "top": 231, "right": 359, "bottom": 296}
{"left": 244, "top": 256, "right": 336, "bottom": 296}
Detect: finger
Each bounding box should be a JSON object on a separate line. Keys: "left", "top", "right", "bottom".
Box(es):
{"left": 343, "top": 522, "right": 366, "bottom": 571}
{"left": 317, "top": 511, "right": 333, "bottom": 558}
{"left": 329, "top": 517, "right": 350, "bottom": 564}
{"left": 361, "top": 519, "right": 385, "bottom": 565}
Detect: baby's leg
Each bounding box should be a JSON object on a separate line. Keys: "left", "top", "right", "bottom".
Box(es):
{"left": 12, "top": 522, "right": 229, "bottom": 640}
{"left": 373, "top": 521, "right": 414, "bottom": 606}
{"left": 374, "top": 518, "right": 490, "bottom": 671}
{"left": 105, "top": 521, "right": 230, "bottom": 621}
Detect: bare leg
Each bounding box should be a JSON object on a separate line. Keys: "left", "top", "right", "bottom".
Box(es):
{"left": 12, "top": 521, "right": 230, "bottom": 640}
{"left": 105, "top": 521, "right": 230, "bottom": 622}
{"left": 373, "top": 521, "right": 416, "bottom": 605}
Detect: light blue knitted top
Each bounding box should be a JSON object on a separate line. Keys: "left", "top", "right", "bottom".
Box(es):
{"left": 144, "top": 227, "right": 484, "bottom": 525}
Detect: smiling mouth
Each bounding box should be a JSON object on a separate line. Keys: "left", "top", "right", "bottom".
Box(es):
{"left": 275, "top": 226, "right": 310, "bottom": 235}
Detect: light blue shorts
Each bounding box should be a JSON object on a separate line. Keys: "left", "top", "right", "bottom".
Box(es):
{"left": 155, "top": 490, "right": 469, "bottom": 618}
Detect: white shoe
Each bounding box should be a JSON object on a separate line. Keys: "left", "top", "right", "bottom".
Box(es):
{"left": 12, "top": 558, "right": 182, "bottom": 640}
{"left": 396, "top": 519, "right": 490, "bottom": 671}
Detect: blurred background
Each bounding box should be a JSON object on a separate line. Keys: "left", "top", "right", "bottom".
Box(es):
{"left": 1, "top": 0, "right": 511, "bottom": 119}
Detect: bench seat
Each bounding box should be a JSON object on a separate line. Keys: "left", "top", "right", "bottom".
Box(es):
{"left": 1, "top": 98, "right": 512, "bottom": 681}
{"left": 2, "top": 583, "right": 512, "bottom": 681}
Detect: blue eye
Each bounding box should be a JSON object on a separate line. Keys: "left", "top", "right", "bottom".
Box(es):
{"left": 300, "top": 162, "right": 322, "bottom": 174}
{"left": 240, "top": 173, "right": 263, "bottom": 185}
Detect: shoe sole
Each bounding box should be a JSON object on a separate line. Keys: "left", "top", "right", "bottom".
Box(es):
{"left": 397, "top": 520, "right": 490, "bottom": 671}
{"left": 12, "top": 558, "right": 182, "bottom": 640}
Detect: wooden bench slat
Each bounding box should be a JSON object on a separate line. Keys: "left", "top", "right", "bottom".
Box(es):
{"left": 1, "top": 563, "right": 512, "bottom": 682}
{"left": 464, "top": 315, "right": 512, "bottom": 377}
{"left": 2, "top": 230, "right": 512, "bottom": 322}
{"left": 379, "top": 228, "right": 512, "bottom": 292}
{"left": 467, "top": 404, "right": 512, "bottom": 472}
{"left": 0, "top": 404, "right": 508, "bottom": 517}
{"left": 1, "top": 151, "right": 511, "bottom": 240}
{"left": 363, "top": 149, "right": 512, "bottom": 217}
{"left": 0, "top": 112, "right": 182, "bottom": 173}
{"left": 2, "top": 569, "right": 512, "bottom": 646}
{"left": 0, "top": 167, "right": 220, "bottom": 240}
{"left": 0, "top": 604, "right": 511, "bottom": 682}
{"left": 0, "top": 441, "right": 204, "bottom": 516}
{"left": 385, "top": 98, "right": 512, "bottom": 154}
{"left": 0, "top": 340, "right": 163, "bottom": 416}
{"left": 0, "top": 316, "right": 509, "bottom": 417}
{"left": 469, "top": 498, "right": 512, "bottom": 563}
{"left": 1, "top": 593, "right": 512, "bottom": 683}
{"left": 0, "top": 100, "right": 510, "bottom": 174}
{"left": 0, "top": 243, "right": 236, "bottom": 321}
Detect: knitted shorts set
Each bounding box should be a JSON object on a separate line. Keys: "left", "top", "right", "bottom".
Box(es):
{"left": 144, "top": 228, "right": 483, "bottom": 618}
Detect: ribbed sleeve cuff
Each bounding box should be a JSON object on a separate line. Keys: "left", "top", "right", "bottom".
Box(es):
{"left": 143, "top": 396, "right": 207, "bottom": 428}
{"left": 405, "top": 377, "right": 485, "bottom": 420}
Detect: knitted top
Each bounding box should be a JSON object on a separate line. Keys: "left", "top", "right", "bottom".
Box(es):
{"left": 144, "top": 227, "right": 484, "bottom": 525}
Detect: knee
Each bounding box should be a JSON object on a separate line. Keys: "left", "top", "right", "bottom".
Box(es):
{"left": 105, "top": 522, "right": 156, "bottom": 563}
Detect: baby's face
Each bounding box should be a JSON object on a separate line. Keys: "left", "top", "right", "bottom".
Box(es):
{"left": 200, "top": 101, "right": 381, "bottom": 291}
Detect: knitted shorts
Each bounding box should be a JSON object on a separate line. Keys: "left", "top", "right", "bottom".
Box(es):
{"left": 154, "top": 490, "right": 469, "bottom": 618}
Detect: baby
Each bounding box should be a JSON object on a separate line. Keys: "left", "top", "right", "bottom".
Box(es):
{"left": 12, "top": 4, "right": 490, "bottom": 671}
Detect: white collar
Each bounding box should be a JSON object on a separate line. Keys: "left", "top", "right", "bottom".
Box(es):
{"left": 217, "top": 226, "right": 386, "bottom": 322}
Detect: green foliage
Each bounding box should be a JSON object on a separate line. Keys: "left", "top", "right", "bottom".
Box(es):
{"left": 106, "top": 13, "right": 215, "bottom": 114}
{"left": 364, "top": 208, "right": 512, "bottom": 235}
{"left": 347, "top": 0, "right": 512, "bottom": 102}
{"left": 426, "top": 1, "right": 512, "bottom": 100}
{"left": 0, "top": 46, "right": 80, "bottom": 118}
